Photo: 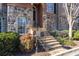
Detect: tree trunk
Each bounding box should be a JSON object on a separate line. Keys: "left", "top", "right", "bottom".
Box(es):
{"left": 69, "top": 22, "right": 72, "bottom": 40}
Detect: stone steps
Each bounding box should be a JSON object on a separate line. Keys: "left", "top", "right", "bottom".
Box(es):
{"left": 41, "top": 39, "right": 57, "bottom": 42}
{"left": 36, "top": 29, "right": 65, "bottom": 55}
{"left": 39, "top": 35, "right": 63, "bottom": 51}
{"left": 47, "top": 44, "right": 62, "bottom": 50}
{"left": 46, "top": 42, "right": 60, "bottom": 45}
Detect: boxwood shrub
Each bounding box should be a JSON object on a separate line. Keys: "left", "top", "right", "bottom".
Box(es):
{"left": 0, "top": 32, "right": 20, "bottom": 56}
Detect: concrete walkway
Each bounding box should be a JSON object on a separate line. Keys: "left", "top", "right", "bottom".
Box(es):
{"left": 32, "top": 48, "right": 67, "bottom": 56}
{"left": 32, "top": 41, "right": 79, "bottom": 56}
{"left": 48, "top": 48, "right": 67, "bottom": 56}
{"left": 32, "top": 52, "right": 51, "bottom": 56}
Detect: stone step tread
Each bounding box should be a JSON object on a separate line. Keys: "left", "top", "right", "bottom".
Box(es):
{"left": 42, "top": 39, "right": 57, "bottom": 42}
{"left": 48, "top": 46, "right": 63, "bottom": 51}
{"left": 44, "top": 37, "right": 55, "bottom": 39}
{"left": 45, "top": 38, "right": 54, "bottom": 40}
{"left": 47, "top": 44, "right": 62, "bottom": 49}
{"left": 40, "top": 42, "right": 60, "bottom": 47}
{"left": 46, "top": 42, "right": 60, "bottom": 45}
{"left": 45, "top": 37, "right": 56, "bottom": 40}
{"left": 44, "top": 40, "right": 57, "bottom": 43}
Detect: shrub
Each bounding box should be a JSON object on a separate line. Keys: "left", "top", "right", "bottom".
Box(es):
{"left": 19, "top": 34, "right": 35, "bottom": 52}
{"left": 59, "top": 30, "right": 76, "bottom": 38}
{"left": 63, "top": 40, "right": 76, "bottom": 46}
{"left": 49, "top": 30, "right": 59, "bottom": 37}
{"left": 59, "top": 30, "right": 68, "bottom": 38}
{"left": 0, "top": 32, "right": 19, "bottom": 56}
{"left": 57, "top": 37, "right": 76, "bottom": 46}
{"left": 57, "top": 37, "right": 66, "bottom": 45}
{"left": 73, "top": 30, "right": 79, "bottom": 40}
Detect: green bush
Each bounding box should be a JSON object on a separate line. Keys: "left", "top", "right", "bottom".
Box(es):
{"left": 59, "top": 30, "right": 76, "bottom": 38}
{"left": 49, "top": 30, "right": 59, "bottom": 37}
{"left": 0, "top": 32, "right": 20, "bottom": 56}
{"left": 57, "top": 37, "right": 66, "bottom": 45}
{"left": 73, "top": 30, "right": 79, "bottom": 40}
{"left": 57, "top": 37, "right": 76, "bottom": 46}
{"left": 63, "top": 40, "right": 76, "bottom": 46}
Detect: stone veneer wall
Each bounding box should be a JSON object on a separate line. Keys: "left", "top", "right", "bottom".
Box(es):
{"left": 47, "top": 15, "right": 57, "bottom": 31}
{"left": 42, "top": 3, "right": 57, "bottom": 31}
{"left": 7, "top": 5, "right": 33, "bottom": 32}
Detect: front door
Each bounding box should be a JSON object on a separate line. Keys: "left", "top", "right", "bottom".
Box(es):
{"left": 33, "top": 4, "right": 43, "bottom": 28}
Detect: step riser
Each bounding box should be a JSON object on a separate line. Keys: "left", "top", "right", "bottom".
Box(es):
{"left": 42, "top": 39, "right": 57, "bottom": 42}
{"left": 44, "top": 41, "right": 58, "bottom": 43}
{"left": 41, "top": 42, "right": 60, "bottom": 46}
{"left": 46, "top": 43, "right": 60, "bottom": 46}
{"left": 49, "top": 47, "right": 63, "bottom": 51}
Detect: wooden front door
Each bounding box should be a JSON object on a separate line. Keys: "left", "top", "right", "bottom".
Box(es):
{"left": 33, "top": 4, "right": 43, "bottom": 28}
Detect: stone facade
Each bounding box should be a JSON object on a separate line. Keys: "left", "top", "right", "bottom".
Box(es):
{"left": 0, "top": 3, "right": 33, "bottom": 35}
{"left": 0, "top": 3, "right": 79, "bottom": 34}
{"left": 7, "top": 5, "right": 33, "bottom": 33}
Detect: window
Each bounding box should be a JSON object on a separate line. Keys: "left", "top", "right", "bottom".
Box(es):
{"left": 47, "top": 3, "right": 54, "bottom": 12}
{"left": 17, "top": 17, "right": 29, "bottom": 34}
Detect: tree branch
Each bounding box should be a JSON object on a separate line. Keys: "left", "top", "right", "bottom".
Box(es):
{"left": 74, "top": 5, "right": 79, "bottom": 16}
{"left": 72, "top": 20, "right": 75, "bottom": 26}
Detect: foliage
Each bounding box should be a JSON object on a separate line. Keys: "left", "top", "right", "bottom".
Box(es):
{"left": 19, "top": 34, "right": 35, "bottom": 52}
{"left": 49, "top": 30, "right": 59, "bottom": 37}
{"left": 73, "top": 30, "right": 79, "bottom": 40}
{"left": 57, "top": 37, "right": 76, "bottom": 46}
{"left": 63, "top": 40, "right": 76, "bottom": 46}
{"left": 0, "top": 32, "right": 19, "bottom": 56}
{"left": 59, "top": 30, "right": 76, "bottom": 38}
{"left": 59, "top": 30, "right": 68, "bottom": 38}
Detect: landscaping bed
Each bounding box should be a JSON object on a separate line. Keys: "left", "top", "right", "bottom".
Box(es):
{"left": 0, "top": 32, "right": 35, "bottom": 56}
{"left": 0, "top": 32, "right": 46, "bottom": 56}
{"left": 49, "top": 30, "right": 79, "bottom": 49}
